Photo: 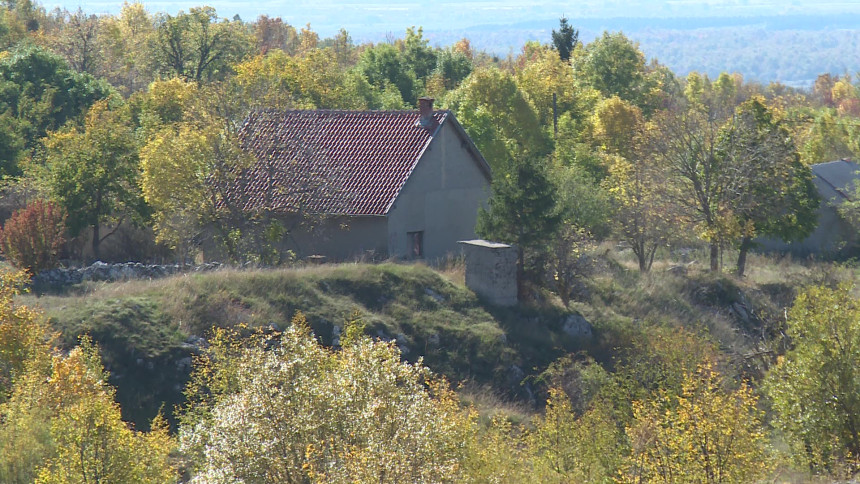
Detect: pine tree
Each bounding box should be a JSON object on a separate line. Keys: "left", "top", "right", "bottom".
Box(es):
{"left": 552, "top": 17, "right": 578, "bottom": 62}
{"left": 477, "top": 156, "right": 561, "bottom": 296}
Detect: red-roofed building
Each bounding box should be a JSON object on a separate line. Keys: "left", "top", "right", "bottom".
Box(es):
{"left": 235, "top": 98, "right": 492, "bottom": 260}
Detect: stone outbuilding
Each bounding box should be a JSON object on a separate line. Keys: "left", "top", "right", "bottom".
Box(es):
{"left": 459, "top": 239, "right": 518, "bottom": 306}
{"left": 234, "top": 98, "right": 492, "bottom": 261}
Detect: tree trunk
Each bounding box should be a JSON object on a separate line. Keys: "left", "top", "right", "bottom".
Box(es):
{"left": 736, "top": 235, "right": 752, "bottom": 277}
{"left": 92, "top": 223, "right": 100, "bottom": 262}
{"left": 516, "top": 246, "right": 525, "bottom": 301}
{"left": 709, "top": 242, "right": 719, "bottom": 272}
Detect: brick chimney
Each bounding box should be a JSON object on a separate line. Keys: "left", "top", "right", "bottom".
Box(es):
{"left": 418, "top": 97, "right": 435, "bottom": 127}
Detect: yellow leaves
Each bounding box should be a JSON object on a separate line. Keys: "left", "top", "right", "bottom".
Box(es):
{"left": 514, "top": 46, "right": 576, "bottom": 125}
{"left": 142, "top": 78, "right": 198, "bottom": 128}
{"left": 181, "top": 311, "right": 475, "bottom": 482}
{"left": 592, "top": 96, "right": 643, "bottom": 158}
{"left": 233, "top": 47, "right": 354, "bottom": 110}
{"left": 36, "top": 361, "right": 177, "bottom": 484}
{"left": 139, "top": 124, "right": 213, "bottom": 247}
{"left": 0, "top": 269, "right": 52, "bottom": 402}
{"left": 623, "top": 364, "right": 771, "bottom": 483}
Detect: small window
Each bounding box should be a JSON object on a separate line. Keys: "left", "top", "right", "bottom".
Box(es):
{"left": 407, "top": 231, "right": 424, "bottom": 258}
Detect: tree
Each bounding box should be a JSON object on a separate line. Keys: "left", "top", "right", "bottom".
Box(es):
{"left": 0, "top": 269, "right": 49, "bottom": 403}
{"left": 592, "top": 95, "right": 643, "bottom": 159}
{"left": 529, "top": 388, "right": 622, "bottom": 482}
{"left": 253, "top": 15, "right": 299, "bottom": 55}
{"left": 447, "top": 67, "right": 551, "bottom": 171}
{"left": 624, "top": 364, "right": 771, "bottom": 483}
{"left": 356, "top": 42, "right": 416, "bottom": 105}
{"left": 139, "top": 124, "right": 215, "bottom": 259}
{"left": 765, "top": 284, "right": 860, "bottom": 472}
{"left": 433, "top": 47, "right": 472, "bottom": 90}
{"left": 575, "top": 32, "right": 647, "bottom": 107}
{"left": 715, "top": 97, "right": 819, "bottom": 275}
{"left": 98, "top": 1, "right": 156, "bottom": 94}
{"left": 476, "top": 156, "right": 561, "bottom": 296}
{"left": 234, "top": 48, "right": 364, "bottom": 110}
{"left": 553, "top": 164, "right": 614, "bottom": 239}
{"left": 150, "top": 7, "right": 252, "bottom": 82}
{"left": 41, "top": 100, "right": 147, "bottom": 261}
{"left": 46, "top": 8, "right": 101, "bottom": 75}
{"left": 179, "top": 313, "right": 474, "bottom": 483}
{"left": 401, "top": 26, "right": 437, "bottom": 81}
{"left": 547, "top": 225, "right": 596, "bottom": 307}
{"left": 0, "top": 44, "right": 113, "bottom": 176}
{"left": 0, "top": 269, "right": 57, "bottom": 484}
{"left": 33, "top": 340, "right": 176, "bottom": 484}
{"left": 0, "top": 273, "right": 174, "bottom": 483}
{"left": 514, "top": 44, "right": 593, "bottom": 129}
{"left": 604, "top": 151, "right": 674, "bottom": 273}
{"left": 551, "top": 17, "right": 578, "bottom": 62}
{"left": 650, "top": 97, "right": 728, "bottom": 272}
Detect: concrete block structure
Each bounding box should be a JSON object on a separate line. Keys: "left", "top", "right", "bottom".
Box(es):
{"left": 459, "top": 239, "right": 518, "bottom": 306}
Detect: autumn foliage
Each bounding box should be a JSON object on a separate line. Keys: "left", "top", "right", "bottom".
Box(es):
{"left": 0, "top": 200, "right": 66, "bottom": 273}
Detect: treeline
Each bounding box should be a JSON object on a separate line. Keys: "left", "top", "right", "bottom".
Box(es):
{"left": 0, "top": 2, "right": 857, "bottom": 273}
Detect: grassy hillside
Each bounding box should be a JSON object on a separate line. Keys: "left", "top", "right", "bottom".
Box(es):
{"left": 21, "top": 253, "right": 858, "bottom": 429}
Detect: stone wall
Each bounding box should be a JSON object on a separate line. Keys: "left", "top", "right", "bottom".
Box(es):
{"left": 32, "top": 261, "right": 224, "bottom": 288}
{"left": 459, "top": 239, "right": 518, "bottom": 306}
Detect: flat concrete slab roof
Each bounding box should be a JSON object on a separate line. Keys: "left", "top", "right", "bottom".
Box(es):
{"left": 458, "top": 239, "right": 513, "bottom": 249}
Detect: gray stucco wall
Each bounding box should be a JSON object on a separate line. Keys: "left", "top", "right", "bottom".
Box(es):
{"left": 290, "top": 215, "right": 389, "bottom": 261}
{"left": 386, "top": 121, "right": 491, "bottom": 260}
{"left": 460, "top": 240, "right": 518, "bottom": 306}
{"left": 758, "top": 177, "right": 856, "bottom": 256}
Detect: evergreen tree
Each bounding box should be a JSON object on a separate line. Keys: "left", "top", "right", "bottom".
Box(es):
{"left": 476, "top": 156, "right": 561, "bottom": 296}
{"left": 552, "top": 17, "right": 578, "bottom": 62}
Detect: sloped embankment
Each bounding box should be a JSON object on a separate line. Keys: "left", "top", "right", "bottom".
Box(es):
{"left": 25, "top": 263, "right": 594, "bottom": 429}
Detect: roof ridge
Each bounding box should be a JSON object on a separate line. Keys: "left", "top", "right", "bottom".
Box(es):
{"left": 251, "top": 108, "right": 452, "bottom": 115}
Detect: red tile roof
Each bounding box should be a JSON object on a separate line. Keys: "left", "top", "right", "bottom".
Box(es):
{"left": 237, "top": 109, "right": 449, "bottom": 216}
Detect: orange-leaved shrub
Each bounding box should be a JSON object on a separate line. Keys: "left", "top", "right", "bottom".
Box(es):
{"left": 0, "top": 200, "right": 67, "bottom": 273}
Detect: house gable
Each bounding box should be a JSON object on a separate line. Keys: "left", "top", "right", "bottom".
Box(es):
{"left": 385, "top": 117, "right": 492, "bottom": 259}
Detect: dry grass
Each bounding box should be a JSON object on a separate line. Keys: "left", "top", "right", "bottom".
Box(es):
{"left": 457, "top": 383, "right": 535, "bottom": 426}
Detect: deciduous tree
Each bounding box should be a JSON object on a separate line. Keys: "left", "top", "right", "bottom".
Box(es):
{"left": 447, "top": 67, "right": 551, "bottom": 171}
{"left": 0, "top": 44, "right": 112, "bottom": 176}
{"left": 41, "top": 100, "right": 147, "bottom": 260}
{"left": 179, "top": 313, "right": 474, "bottom": 483}
{"left": 766, "top": 284, "right": 860, "bottom": 472}
{"left": 624, "top": 364, "right": 771, "bottom": 483}
{"left": 715, "top": 97, "right": 819, "bottom": 275}
{"left": 150, "top": 7, "right": 252, "bottom": 82}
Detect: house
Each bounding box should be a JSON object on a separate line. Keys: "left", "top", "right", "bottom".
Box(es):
{"left": 761, "top": 159, "right": 859, "bottom": 255}
{"left": 234, "top": 98, "right": 492, "bottom": 261}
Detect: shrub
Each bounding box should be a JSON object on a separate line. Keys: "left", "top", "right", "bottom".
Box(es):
{"left": 179, "top": 313, "right": 475, "bottom": 483}
{"left": 0, "top": 200, "right": 66, "bottom": 273}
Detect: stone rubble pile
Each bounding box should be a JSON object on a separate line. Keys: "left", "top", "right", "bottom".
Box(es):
{"left": 32, "top": 261, "right": 223, "bottom": 287}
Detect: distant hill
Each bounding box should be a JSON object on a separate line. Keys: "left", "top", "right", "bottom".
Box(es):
{"left": 421, "top": 17, "right": 860, "bottom": 87}
{"left": 50, "top": 0, "right": 860, "bottom": 88}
